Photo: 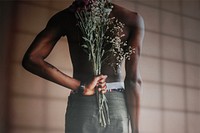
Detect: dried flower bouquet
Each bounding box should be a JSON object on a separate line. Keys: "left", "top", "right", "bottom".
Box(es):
{"left": 75, "top": 0, "right": 134, "bottom": 127}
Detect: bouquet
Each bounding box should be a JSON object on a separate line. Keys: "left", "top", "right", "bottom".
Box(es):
{"left": 74, "top": 0, "right": 134, "bottom": 127}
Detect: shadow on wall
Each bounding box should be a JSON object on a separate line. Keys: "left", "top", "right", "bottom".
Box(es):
{"left": 0, "top": 1, "right": 17, "bottom": 133}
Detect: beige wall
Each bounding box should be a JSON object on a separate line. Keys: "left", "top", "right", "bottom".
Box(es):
{"left": 2, "top": 0, "right": 200, "bottom": 133}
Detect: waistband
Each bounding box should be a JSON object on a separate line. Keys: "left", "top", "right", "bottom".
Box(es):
{"left": 106, "top": 82, "right": 124, "bottom": 92}
{"left": 71, "top": 81, "right": 125, "bottom": 94}
{"left": 106, "top": 82, "right": 124, "bottom": 90}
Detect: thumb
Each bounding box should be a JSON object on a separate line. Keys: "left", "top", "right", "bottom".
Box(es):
{"left": 97, "top": 75, "right": 107, "bottom": 81}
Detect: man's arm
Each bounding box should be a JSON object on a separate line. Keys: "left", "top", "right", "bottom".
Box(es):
{"left": 22, "top": 12, "right": 107, "bottom": 95}
{"left": 124, "top": 13, "right": 144, "bottom": 133}
{"left": 22, "top": 13, "right": 82, "bottom": 90}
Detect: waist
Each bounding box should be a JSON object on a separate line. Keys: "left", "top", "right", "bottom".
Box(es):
{"left": 71, "top": 81, "right": 125, "bottom": 94}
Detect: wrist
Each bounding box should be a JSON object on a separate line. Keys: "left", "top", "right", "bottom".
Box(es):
{"left": 78, "top": 81, "right": 95, "bottom": 96}
{"left": 78, "top": 81, "right": 85, "bottom": 95}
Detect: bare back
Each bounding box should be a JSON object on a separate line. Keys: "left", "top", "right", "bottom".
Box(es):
{"left": 54, "top": 3, "right": 138, "bottom": 83}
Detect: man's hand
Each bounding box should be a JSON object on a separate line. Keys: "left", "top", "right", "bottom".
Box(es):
{"left": 83, "top": 75, "right": 107, "bottom": 96}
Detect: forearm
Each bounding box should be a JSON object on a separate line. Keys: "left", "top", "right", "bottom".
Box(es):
{"left": 22, "top": 56, "right": 80, "bottom": 90}
{"left": 124, "top": 79, "right": 141, "bottom": 133}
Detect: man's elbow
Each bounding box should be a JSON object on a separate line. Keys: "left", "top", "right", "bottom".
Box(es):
{"left": 22, "top": 54, "right": 38, "bottom": 71}
{"left": 22, "top": 54, "right": 31, "bottom": 70}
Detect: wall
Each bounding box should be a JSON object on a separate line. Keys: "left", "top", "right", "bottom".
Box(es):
{"left": 0, "top": 1, "right": 16, "bottom": 133}
{"left": 3, "top": 0, "right": 200, "bottom": 133}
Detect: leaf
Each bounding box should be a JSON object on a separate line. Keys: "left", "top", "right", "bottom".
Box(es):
{"left": 82, "top": 44, "right": 88, "bottom": 49}
{"left": 88, "top": 53, "right": 91, "bottom": 61}
{"left": 82, "top": 37, "right": 91, "bottom": 43}
{"left": 101, "top": 49, "right": 105, "bottom": 57}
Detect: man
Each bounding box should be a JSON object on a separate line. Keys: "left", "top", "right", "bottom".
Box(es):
{"left": 22, "top": 0, "right": 144, "bottom": 133}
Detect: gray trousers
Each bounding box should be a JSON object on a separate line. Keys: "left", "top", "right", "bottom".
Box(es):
{"left": 65, "top": 91, "right": 130, "bottom": 133}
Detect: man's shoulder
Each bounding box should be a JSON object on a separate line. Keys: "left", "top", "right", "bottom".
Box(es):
{"left": 50, "top": 8, "right": 74, "bottom": 21}
{"left": 112, "top": 4, "right": 143, "bottom": 26}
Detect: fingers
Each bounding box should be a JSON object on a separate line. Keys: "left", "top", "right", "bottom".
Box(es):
{"left": 96, "top": 75, "right": 107, "bottom": 94}
{"left": 95, "top": 75, "right": 107, "bottom": 83}
{"left": 84, "top": 75, "right": 108, "bottom": 95}
{"left": 96, "top": 75, "right": 107, "bottom": 88}
{"left": 86, "top": 75, "right": 107, "bottom": 89}
{"left": 98, "top": 83, "right": 107, "bottom": 94}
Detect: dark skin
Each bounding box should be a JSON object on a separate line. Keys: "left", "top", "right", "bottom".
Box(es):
{"left": 22, "top": 2, "right": 144, "bottom": 133}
